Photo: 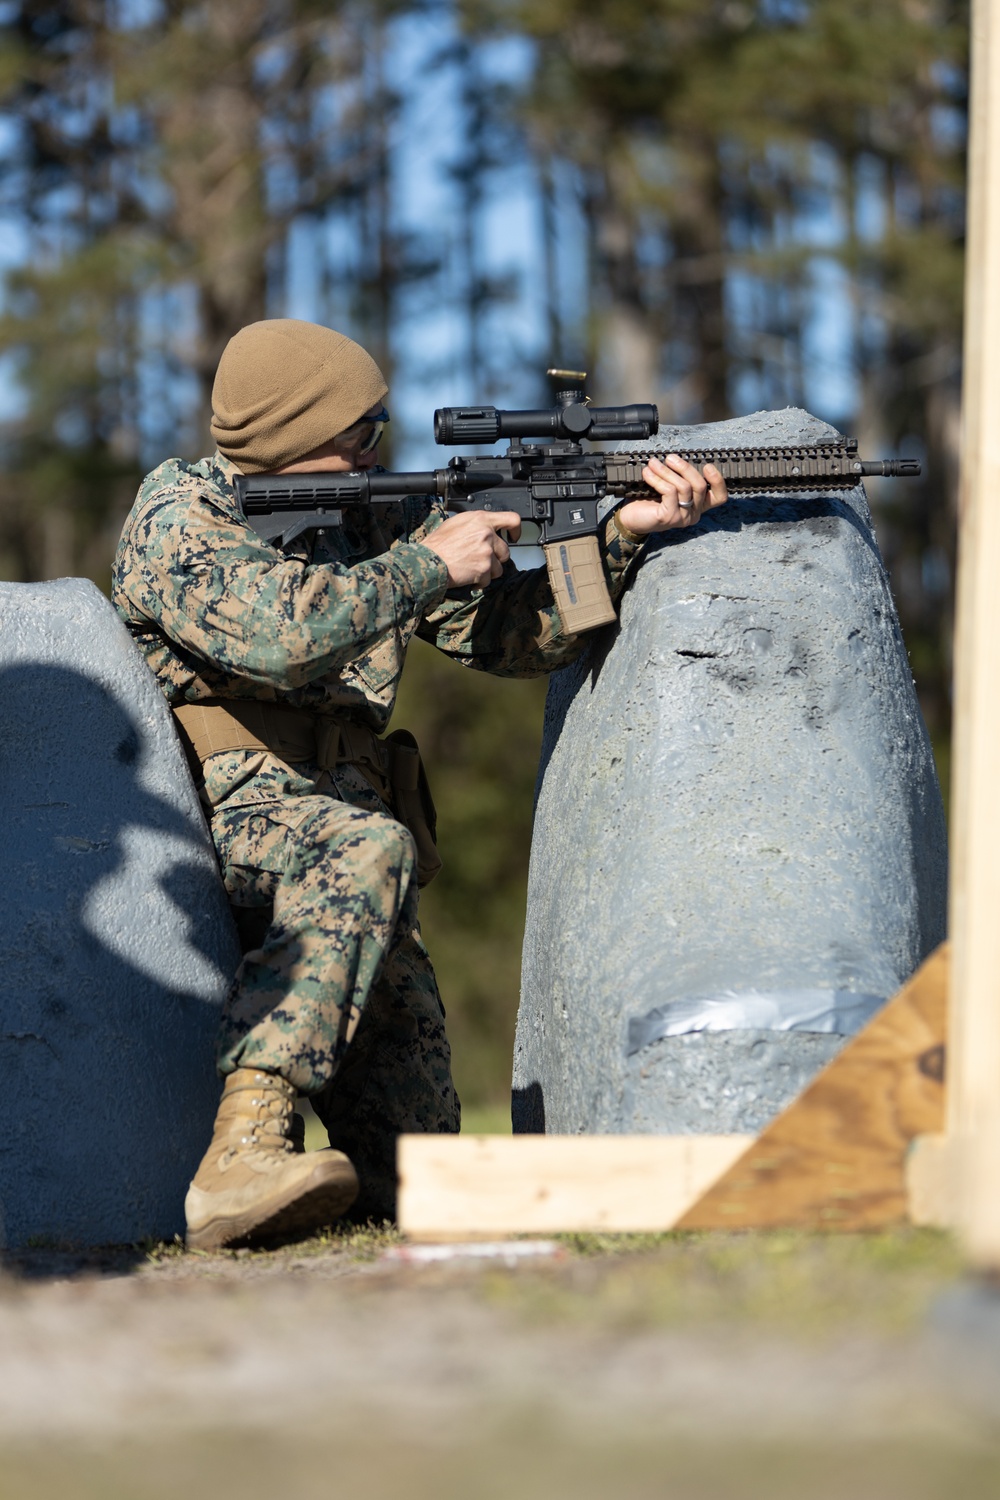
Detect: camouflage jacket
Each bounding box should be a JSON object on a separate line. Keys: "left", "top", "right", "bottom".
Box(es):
{"left": 112, "top": 451, "right": 645, "bottom": 735}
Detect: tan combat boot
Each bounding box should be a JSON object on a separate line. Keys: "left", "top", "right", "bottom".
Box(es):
{"left": 185, "top": 1069, "right": 358, "bottom": 1251}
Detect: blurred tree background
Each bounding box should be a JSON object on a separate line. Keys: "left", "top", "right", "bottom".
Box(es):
{"left": 0, "top": 0, "right": 968, "bottom": 1116}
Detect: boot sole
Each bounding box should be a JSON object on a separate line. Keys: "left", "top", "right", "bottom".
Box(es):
{"left": 186, "top": 1157, "right": 359, "bottom": 1252}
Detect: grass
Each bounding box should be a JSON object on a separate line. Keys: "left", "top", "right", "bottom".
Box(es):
{"left": 137, "top": 1221, "right": 962, "bottom": 1344}
{"left": 472, "top": 1228, "right": 965, "bottom": 1338}
{"left": 104, "top": 1213, "right": 966, "bottom": 1341}
{"left": 3, "top": 1427, "right": 1000, "bottom": 1500}
{"left": 139, "top": 1218, "right": 403, "bottom": 1267}
{"left": 0, "top": 1223, "right": 979, "bottom": 1500}
{"left": 6, "top": 1185, "right": 962, "bottom": 1338}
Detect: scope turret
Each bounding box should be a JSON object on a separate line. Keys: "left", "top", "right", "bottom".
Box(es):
{"left": 434, "top": 402, "right": 659, "bottom": 446}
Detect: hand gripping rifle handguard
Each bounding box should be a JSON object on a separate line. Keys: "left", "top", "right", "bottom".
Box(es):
{"left": 234, "top": 372, "right": 921, "bottom": 635}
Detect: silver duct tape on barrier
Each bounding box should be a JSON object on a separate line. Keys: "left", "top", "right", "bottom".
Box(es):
{"left": 626, "top": 989, "right": 886, "bottom": 1056}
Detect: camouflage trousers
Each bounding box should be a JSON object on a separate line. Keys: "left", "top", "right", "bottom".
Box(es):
{"left": 207, "top": 755, "right": 460, "bottom": 1220}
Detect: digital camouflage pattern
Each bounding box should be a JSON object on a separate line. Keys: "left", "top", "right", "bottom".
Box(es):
{"left": 209, "top": 749, "right": 456, "bottom": 1220}
{"left": 113, "top": 451, "right": 643, "bottom": 724}
{"left": 112, "top": 451, "right": 644, "bottom": 1213}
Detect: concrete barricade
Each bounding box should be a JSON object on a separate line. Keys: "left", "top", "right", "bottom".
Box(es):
{"left": 514, "top": 408, "right": 948, "bottom": 1135}
{"left": 0, "top": 579, "right": 238, "bottom": 1248}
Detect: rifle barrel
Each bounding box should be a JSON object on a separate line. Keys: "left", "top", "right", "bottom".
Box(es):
{"left": 859, "top": 459, "right": 922, "bottom": 478}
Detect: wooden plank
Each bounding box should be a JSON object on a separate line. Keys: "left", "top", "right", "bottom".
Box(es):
{"left": 397, "top": 1134, "right": 753, "bottom": 1240}
{"left": 948, "top": 0, "right": 1000, "bottom": 1266}
{"left": 676, "top": 944, "right": 949, "bottom": 1231}
{"left": 906, "top": 1134, "right": 959, "bottom": 1230}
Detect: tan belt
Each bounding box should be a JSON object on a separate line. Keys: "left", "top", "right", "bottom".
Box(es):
{"left": 172, "top": 699, "right": 441, "bottom": 886}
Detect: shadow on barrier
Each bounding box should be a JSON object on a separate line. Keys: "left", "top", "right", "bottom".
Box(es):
{"left": 511, "top": 1081, "right": 546, "bottom": 1135}
{"left": 0, "top": 662, "right": 233, "bottom": 1272}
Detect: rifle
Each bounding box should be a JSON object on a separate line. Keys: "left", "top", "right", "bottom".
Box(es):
{"left": 234, "top": 371, "right": 921, "bottom": 635}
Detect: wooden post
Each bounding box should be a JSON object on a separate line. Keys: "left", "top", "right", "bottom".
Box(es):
{"left": 948, "top": 0, "right": 1000, "bottom": 1264}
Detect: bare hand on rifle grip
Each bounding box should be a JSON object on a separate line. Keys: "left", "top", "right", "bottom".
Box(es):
{"left": 422, "top": 511, "right": 523, "bottom": 589}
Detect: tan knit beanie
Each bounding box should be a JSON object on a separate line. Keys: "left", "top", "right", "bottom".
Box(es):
{"left": 210, "top": 319, "right": 389, "bottom": 474}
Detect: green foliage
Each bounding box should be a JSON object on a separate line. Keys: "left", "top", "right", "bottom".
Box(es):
{"left": 463, "top": 0, "right": 966, "bottom": 759}
{"left": 0, "top": 0, "right": 970, "bottom": 1102}
{"left": 0, "top": 0, "right": 410, "bottom": 582}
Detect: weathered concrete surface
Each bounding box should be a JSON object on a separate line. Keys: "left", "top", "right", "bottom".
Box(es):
{"left": 0, "top": 579, "right": 238, "bottom": 1248}
{"left": 514, "top": 408, "right": 947, "bottom": 1135}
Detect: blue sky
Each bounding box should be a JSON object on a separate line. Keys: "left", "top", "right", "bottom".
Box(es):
{"left": 0, "top": 6, "right": 880, "bottom": 470}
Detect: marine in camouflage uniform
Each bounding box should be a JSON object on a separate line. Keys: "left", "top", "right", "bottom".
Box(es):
{"left": 113, "top": 319, "right": 724, "bottom": 1243}
{"left": 113, "top": 433, "right": 645, "bottom": 1224}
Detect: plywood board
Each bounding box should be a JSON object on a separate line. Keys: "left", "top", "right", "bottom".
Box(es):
{"left": 676, "top": 943, "right": 949, "bottom": 1231}
{"left": 397, "top": 1133, "right": 752, "bottom": 1240}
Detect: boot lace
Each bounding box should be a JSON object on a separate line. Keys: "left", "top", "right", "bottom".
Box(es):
{"left": 227, "top": 1072, "right": 297, "bottom": 1157}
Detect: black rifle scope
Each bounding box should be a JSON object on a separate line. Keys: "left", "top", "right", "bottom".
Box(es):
{"left": 434, "top": 401, "right": 659, "bottom": 445}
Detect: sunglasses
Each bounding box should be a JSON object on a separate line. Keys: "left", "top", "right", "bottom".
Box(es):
{"left": 335, "top": 405, "right": 389, "bottom": 456}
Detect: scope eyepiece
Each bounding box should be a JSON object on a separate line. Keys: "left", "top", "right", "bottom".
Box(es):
{"left": 434, "top": 407, "right": 501, "bottom": 444}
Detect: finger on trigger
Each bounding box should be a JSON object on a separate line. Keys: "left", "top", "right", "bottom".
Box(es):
{"left": 484, "top": 510, "right": 522, "bottom": 542}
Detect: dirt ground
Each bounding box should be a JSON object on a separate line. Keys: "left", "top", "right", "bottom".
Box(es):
{"left": 2, "top": 1226, "right": 1000, "bottom": 1500}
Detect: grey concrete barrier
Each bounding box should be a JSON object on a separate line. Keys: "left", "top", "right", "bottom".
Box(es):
{"left": 514, "top": 408, "right": 947, "bottom": 1136}
{"left": 0, "top": 579, "right": 239, "bottom": 1249}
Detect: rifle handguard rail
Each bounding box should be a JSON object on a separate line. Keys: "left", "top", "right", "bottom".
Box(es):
{"left": 605, "top": 443, "right": 920, "bottom": 494}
